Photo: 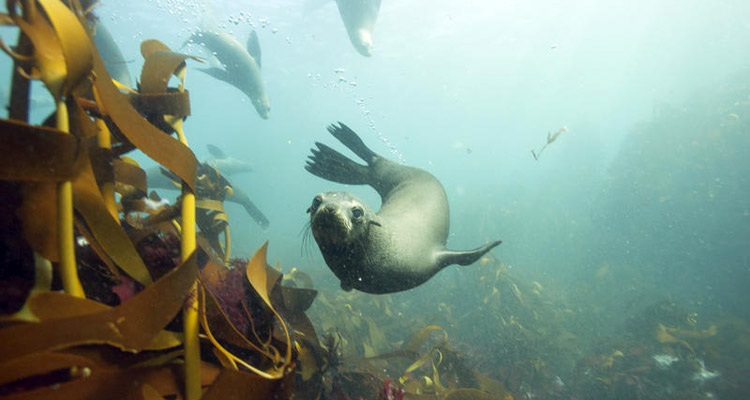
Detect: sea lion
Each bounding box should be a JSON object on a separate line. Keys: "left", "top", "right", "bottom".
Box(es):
{"left": 335, "top": 0, "right": 381, "bottom": 57}
{"left": 187, "top": 29, "right": 270, "bottom": 119}
{"left": 206, "top": 144, "right": 254, "bottom": 175}
{"left": 305, "top": 123, "right": 501, "bottom": 294}
{"left": 145, "top": 163, "right": 269, "bottom": 229}
{"left": 90, "top": 18, "right": 133, "bottom": 89}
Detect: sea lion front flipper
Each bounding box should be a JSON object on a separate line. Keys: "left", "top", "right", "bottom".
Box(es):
{"left": 207, "top": 144, "right": 227, "bottom": 159}
{"left": 306, "top": 142, "right": 370, "bottom": 185}
{"left": 437, "top": 240, "right": 502, "bottom": 267}
{"left": 230, "top": 187, "right": 270, "bottom": 229}
{"left": 197, "top": 67, "right": 232, "bottom": 84}
{"left": 247, "top": 30, "right": 262, "bottom": 68}
{"left": 327, "top": 122, "right": 378, "bottom": 164}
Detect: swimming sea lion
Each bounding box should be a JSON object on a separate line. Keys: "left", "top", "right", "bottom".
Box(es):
{"left": 335, "top": 0, "right": 381, "bottom": 57}
{"left": 305, "top": 123, "right": 501, "bottom": 294}
{"left": 187, "top": 29, "right": 270, "bottom": 119}
{"left": 206, "top": 144, "right": 254, "bottom": 175}
{"left": 145, "top": 165, "right": 269, "bottom": 229}
{"left": 90, "top": 18, "right": 133, "bottom": 89}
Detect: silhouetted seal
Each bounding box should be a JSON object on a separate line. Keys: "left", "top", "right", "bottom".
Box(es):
{"left": 305, "top": 123, "right": 501, "bottom": 294}
{"left": 335, "top": 0, "right": 381, "bottom": 56}
{"left": 187, "top": 29, "right": 270, "bottom": 119}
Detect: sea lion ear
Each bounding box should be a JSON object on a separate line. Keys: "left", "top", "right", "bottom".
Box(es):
{"left": 368, "top": 217, "right": 382, "bottom": 227}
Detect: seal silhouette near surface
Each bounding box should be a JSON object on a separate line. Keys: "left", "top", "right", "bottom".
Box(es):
{"left": 305, "top": 122, "right": 502, "bottom": 294}
{"left": 187, "top": 29, "right": 270, "bottom": 119}
{"left": 335, "top": 0, "right": 381, "bottom": 56}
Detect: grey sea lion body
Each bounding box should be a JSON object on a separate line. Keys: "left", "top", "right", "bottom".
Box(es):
{"left": 335, "top": 0, "right": 381, "bottom": 56}
{"left": 90, "top": 19, "right": 133, "bottom": 89}
{"left": 206, "top": 144, "right": 254, "bottom": 175}
{"left": 187, "top": 29, "right": 270, "bottom": 119}
{"left": 145, "top": 163, "right": 269, "bottom": 229}
{"left": 306, "top": 123, "right": 501, "bottom": 294}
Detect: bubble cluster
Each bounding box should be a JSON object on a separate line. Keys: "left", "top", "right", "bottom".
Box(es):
{"left": 151, "top": 0, "right": 283, "bottom": 39}
{"left": 308, "top": 67, "right": 405, "bottom": 163}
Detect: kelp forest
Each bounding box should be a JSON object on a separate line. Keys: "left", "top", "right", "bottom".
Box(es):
{"left": 0, "top": 0, "right": 511, "bottom": 399}
{"left": 1, "top": 1, "right": 750, "bottom": 400}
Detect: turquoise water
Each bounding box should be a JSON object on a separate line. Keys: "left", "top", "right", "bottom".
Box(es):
{"left": 1, "top": 0, "right": 748, "bottom": 398}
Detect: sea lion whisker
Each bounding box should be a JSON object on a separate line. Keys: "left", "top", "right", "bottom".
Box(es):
{"left": 298, "top": 221, "right": 315, "bottom": 259}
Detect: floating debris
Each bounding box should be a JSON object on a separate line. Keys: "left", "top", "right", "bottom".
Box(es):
{"left": 531, "top": 126, "right": 568, "bottom": 160}
{"left": 653, "top": 353, "right": 679, "bottom": 369}
{"left": 693, "top": 360, "right": 720, "bottom": 382}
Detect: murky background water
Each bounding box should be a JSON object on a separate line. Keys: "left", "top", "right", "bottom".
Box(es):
{"left": 2, "top": 0, "right": 748, "bottom": 398}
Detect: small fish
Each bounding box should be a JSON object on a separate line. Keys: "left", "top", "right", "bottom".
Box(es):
{"left": 547, "top": 125, "right": 568, "bottom": 144}
{"left": 532, "top": 125, "right": 568, "bottom": 160}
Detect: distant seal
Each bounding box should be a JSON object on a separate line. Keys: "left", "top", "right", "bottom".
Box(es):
{"left": 206, "top": 144, "right": 254, "bottom": 175}
{"left": 335, "top": 0, "right": 381, "bottom": 56}
{"left": 305, "top": 123, "right": 501, "bottom": 294}
{"left": 187, "top": 29, "right": 270, "bottom": 119}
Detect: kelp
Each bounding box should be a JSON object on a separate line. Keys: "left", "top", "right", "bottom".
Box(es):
{"left": 10, "top": 2, "right": 739, "bottom": 400}
{"left": 0, "top": 1, "right": 303, "bottom": 399}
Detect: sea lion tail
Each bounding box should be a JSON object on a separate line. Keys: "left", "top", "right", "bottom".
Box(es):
{"left": 438, "top": 240, "right": 502, "bottom": 267}
{"left": 306, "top": 142, "right": 370, "bottom": 185}
{"left": 327, "top": 122, "right": 379, "bottom": 164}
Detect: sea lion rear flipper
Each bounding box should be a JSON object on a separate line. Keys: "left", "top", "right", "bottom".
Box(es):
{"left": 306, "top": 142, "right": 370, "bottom": 185}
{"left": 247, "top": 30, "right": 262, "bottom": 68}
{"left": 327, "top": 122, "right": 378, "bottom": 164}
{"left": 438, "top": 240, "right": 502, "bottom": 267}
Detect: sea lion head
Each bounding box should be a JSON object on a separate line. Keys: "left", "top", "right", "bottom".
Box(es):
{"left": 307, "top": 191, "right": 378, "bottom": 245}
{"left": 252, "top": 93, "right": 271, "bottom": 119}
{"left": 352, "top": 29, "right": 373, "bottom": 57}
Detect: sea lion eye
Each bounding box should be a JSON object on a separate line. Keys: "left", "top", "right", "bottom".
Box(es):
{"left": 352, "top": 207, "right": 364, "bottom": 219}
{"left": 308, "top": 196, "right": 322, "bottom": 213}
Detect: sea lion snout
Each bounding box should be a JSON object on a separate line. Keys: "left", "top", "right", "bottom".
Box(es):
{"left": 253, "top": 96, "right": 271, "bottom": 119}
{"left": 308, "top": 192, "right": 372, "bottom": 245}
{"left": 354, "top": 29, "right": 373, "bottom": 56}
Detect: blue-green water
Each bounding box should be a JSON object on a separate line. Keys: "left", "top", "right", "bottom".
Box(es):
{"left": 1, "top": 0, "right": 748, "bottom": 398}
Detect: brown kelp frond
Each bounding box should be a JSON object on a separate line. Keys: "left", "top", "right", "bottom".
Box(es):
{"left": 0, "top": 2, "right": 298, "bottom": 399}
{"left": 321, "top": 330, "right": 343, "bottom": 369}
{"left": 0, "top": 37, "right": 34, "bottom": 61}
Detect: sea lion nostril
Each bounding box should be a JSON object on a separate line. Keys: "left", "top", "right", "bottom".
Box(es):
{"left": 325, "top": 204, "right": 337, "bottom": 212}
